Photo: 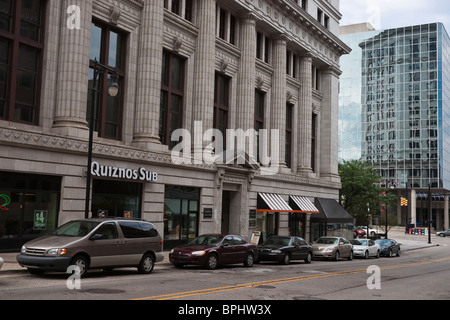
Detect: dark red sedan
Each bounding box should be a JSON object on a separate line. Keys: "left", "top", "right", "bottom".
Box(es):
{"left": 169, "top": 234, "right": 258, "bottom": 270}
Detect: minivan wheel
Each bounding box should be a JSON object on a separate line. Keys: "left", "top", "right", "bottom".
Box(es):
{"left": 138, "top": 254, "right": 155, "bottom": 274}
{"left": 70, "top": 255, "right": 88, "bottom": 278}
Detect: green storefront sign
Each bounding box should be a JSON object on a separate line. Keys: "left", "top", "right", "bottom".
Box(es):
{"left": 34, "top": 210, "right": 48, "bottom": 230}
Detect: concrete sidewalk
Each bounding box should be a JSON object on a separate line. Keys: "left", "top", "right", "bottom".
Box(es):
{"left": 0, "top": 230, "right": 445, "bottom": 273}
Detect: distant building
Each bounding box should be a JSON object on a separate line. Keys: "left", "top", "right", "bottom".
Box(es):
{"left": 339, "top": 22, "right": 450, "bottom": 230}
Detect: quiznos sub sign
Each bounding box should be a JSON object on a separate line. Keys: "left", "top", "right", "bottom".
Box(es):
{"left": 91, "top": 161, "right": 158, "bottom": 182}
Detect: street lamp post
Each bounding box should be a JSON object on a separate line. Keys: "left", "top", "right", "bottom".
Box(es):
{"left": 428, "top": 184, "right": 432, "bottom": 244}
{"left": 84, "top": 60, "right": 119, "bottom": 219}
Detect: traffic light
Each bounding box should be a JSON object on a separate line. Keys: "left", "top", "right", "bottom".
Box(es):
{"left": 400, "top": 197, "right": 408, "bottom": 207}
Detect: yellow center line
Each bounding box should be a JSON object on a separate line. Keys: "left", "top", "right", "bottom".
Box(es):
{"left": 133, "top": 256, "right": 450, "bottom": 300}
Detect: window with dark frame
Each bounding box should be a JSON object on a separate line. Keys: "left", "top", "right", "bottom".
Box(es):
{"left": 311, "top": 113, "right": 317, "bottom": 172}
{"left": 0, "top": 0, "right": 45, "bottom": 125}
{"left": 214, "top": 72, "right": 230, "bottom": 148}
{"left": 255, "top": 90, "right": 265, "bottom": 163}
{"left": 285, "top": 103, "right": 293, "bottom": 168}
{"left": 164, "top": 0, "right": 193, "bottom": 22}
{"left": 160, "top": 50, "right": 185, "bottom": 149}
{"left": 88, "top": 20, "right": 126, "bottom": 141}
{"left": 217, "top": 7, "right": 237, "bottom": 46}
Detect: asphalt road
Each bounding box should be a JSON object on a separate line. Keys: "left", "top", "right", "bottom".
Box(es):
{"left": 1, "top": 235, "right": 449, "bottom": 304}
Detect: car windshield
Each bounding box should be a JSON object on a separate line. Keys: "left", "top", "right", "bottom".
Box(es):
{"left": 263, "top": 236, "right": 291, "bottom": 246}
{"left": 50, "top": 221, "right": 100, "bottom": 237}
{"left": 316, "top": 237, "right": 338, "bottom": 245}
{"left": 350, "top": 239, "right": 362, "bottom": 245}
{"left": 190, "top": 235, "right": 223, "bottom": 246}
{"left": 375, "top": 239, "right": 391, "bottom": 245}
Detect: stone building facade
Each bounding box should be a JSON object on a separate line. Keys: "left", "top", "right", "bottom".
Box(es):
{"left": 0, "top": 0, "right": 350, "bottom": 250}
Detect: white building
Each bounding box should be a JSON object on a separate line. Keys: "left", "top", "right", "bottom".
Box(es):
{"left": 0, "top": 0, "right": 350, "bottom": 250}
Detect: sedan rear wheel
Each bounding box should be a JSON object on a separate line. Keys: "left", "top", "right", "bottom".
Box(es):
{"left": 244, "top": 252, "right": 254, "bottom": 267}
{"left": 304, "top": 252, "right": 312, "bottom": 264}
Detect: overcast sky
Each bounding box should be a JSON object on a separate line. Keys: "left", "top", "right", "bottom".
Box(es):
{"left": 340, "top": 0, "right": 450, "bottom": 31}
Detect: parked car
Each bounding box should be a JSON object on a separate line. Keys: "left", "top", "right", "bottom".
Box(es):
{"left": 169, "top": 234, "right": 257, "bottom": 270}
{"left": 256, "top": 236, "right": 313, "bottom": 265}
{"left": 312, "top": 236, "right": 353, "bottom": 261}
{"left": 16, "top": 218, "right": 164, "bottom": 277}
{"left": 374, "top": 239, "right": 401, "bottom": 257}
{"left": 436, "top": 229, "right": 450, "bottom": 237}
{"left": 350, "top": 239, "right": 380, "bottom": 259}
{"left": 356, "top": 226, "right": 383, "bottom": 237}
{"left": 0, "top": 257, "right": 3, "bottom": 270}
{"left": 354, "top": 228, "right": 366, "bottom": 238}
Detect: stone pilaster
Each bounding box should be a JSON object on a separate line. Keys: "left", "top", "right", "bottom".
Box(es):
{"left": 53, "top": 0, "right": 92, "bottom": 138}
{"left": 297, "top": 52, "right": 313, "bottom": 175}
{"left": 192, "top": 0, "right": 216, "bottom": 126}
{"left": 319, "top": 65, "right": 341, "bottom": 182}
{"left": 132, "top": 1, "right": 164, "bottom": 148}
{"left": 191, "top": 0, "right": 216, "bottom": 157}
{"left": 271, "top": 34, "right": 289, "bottom": 168}
{"left": 236, "top": 13, "right": 257, "bottom": 133}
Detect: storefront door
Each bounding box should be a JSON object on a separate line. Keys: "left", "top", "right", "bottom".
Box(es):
{"left": 0, "top": 172, "right": 61, "bottom": 251}
{"left": 164, "top": 186, "right": 200, "bottom": 248}
{"left": 289, "top": 212, "right": 306, "bottom": 238}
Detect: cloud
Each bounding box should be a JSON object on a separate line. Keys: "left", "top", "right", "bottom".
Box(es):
{"left": 340, "top": 0, "right": 450, "bottom": 30}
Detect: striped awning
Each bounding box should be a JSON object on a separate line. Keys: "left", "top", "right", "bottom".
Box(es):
{"left": 289, "top": 196, "right": 319, "bottom": 213}
{"left": 257, "top": 193, "right": 293, "bottom": 212}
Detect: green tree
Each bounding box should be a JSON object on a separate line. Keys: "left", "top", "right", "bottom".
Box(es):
{"left": 338, "top": 160, "right": 396, "bottom": 226}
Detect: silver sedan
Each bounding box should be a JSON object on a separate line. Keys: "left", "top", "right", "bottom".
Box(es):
{"left": 436, "top": 229, "right": 450, "bottom": 237}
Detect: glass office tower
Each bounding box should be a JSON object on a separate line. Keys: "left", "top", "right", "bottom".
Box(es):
{"left": 339, "top": 23, "right": 450, "bottom": 228}
{"left": 340, "top": 23, "right": 450, "bottom": 190}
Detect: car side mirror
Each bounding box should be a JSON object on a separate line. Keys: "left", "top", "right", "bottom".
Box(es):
{"left": 222, "top": 243, "right": 230, "bottom": 247}
{"left": 90, "top": 233, "right": 104, "bottom": 240}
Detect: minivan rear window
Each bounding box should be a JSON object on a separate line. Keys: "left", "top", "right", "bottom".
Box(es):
{"left": 118, "top": 221, "right": 158, "bottom": 238}
{"left": 51, "top": 221, "right": 100, "bottom": 237}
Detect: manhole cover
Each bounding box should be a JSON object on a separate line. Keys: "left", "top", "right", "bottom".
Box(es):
{"left": 85, "top": 289, "right": 126, "bottom": 294}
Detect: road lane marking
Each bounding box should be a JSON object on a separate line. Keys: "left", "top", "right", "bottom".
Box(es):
{"left": 134, "top": 256, "right": 450, "bottom": 300}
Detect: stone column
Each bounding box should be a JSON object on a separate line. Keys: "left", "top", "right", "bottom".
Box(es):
{"left": 236, "top": 14, "right": 257, "bottom": 133}
{"left": 297, "top": 53, "right": 313, "bottom": 175}
{"left": 53, "top": 0, "right": 92, "bottom": 138}
{"left": 132, "top": 1, "right": 164, "bottom": 148}
{"left": 271, "top": 34, "right": 289, "bottom": 168}
{"left": 191, "top": 0, "right": 216, "bottom": 155}
{"left": 319, "top": 65, "right": 342, "bottom": 183}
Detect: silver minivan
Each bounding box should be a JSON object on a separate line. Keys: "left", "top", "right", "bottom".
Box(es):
{"left": 16, "top": 218, "right": 164, "bottom": 277}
